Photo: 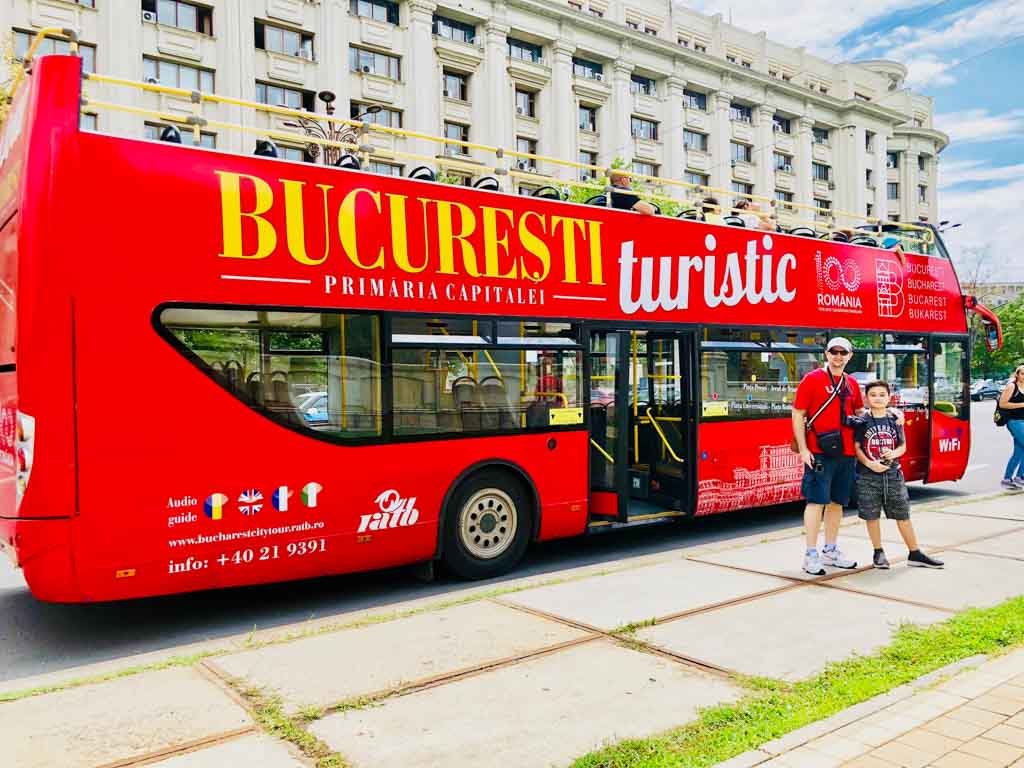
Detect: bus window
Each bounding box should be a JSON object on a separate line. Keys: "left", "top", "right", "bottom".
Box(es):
{"left": 700, "top": 349, "right": 803, "bottom": 419}
{"left": 159, "top": 307, "right": 383, "bottom": 438}
{"left": 846, "top": 348, "right": 928, "bottom": 409}
{"left": 391, "top": 347, "right": 582, "bottom": 435}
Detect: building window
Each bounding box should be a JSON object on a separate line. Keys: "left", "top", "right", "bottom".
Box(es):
{"left": 568, "top": 0, "right": 582, "bottom": 9}
{"left": 369, "top": 160, "right": 403, "bottom": 176}
{"left": 683, "top": 129, "right": 707, "bottom": 152}
{"left": 433, "top": 15, "right": 475, "bottom": 44}
{"left": 887, "top": 182, "right": 899, "bottom": 200}
{"left": 255, "top": 20, "right": 314, "bottom": 59}
{"left": 918, "top": 155, "right": 927, "bottom": 171}
{"left": 865, "top": 130, "right": 875, "bottom": 152}
{"left": 772, "top": 115, "right": 791, "bottom": 134}
{"left": 678, "top": 37, "right": 689, "bottom": 47}
{"left": 579, "top": 150, "right": 598, "bottom": 181}
{"left": 694, "top": 43, "right": 707, "bottom": 52}
{"left": 515, "top": 89, "right": 536, "bottom": 118}
{"left": 516, "top": 136, "right": 537, "bottom": 169}
{"left": 815, "top": 198, "right": 832, "bottom": 215}
{"left": 630, "top": 74, "right": 656, "bottom": 96}
{"left": 775, "top": 190, "right": 794, "bottom": 210}
{"left": 730, "top": 103, "right": 752, "bottom": 123}
{"left": 741, "top": 60, "right": 752, "bottom": 68}
{"left": 866, "top": 202, "right": 874, "bottom": 218}
{"left": 277, "top": 145, "right": 308, "bottom": 162}
{"left": 572, "top": 57, "right": 603, "bottom": 80}
{"left": 683, "top": 89, "right": 707, "bottom": 111}
{"left": 631, "top": 116, "right": 659, "bottom": 141}
{"left": 812, "top": 162, "right": 831, "bottom": 182}
{"left": 144, "top": 122, "right": 215, "bottom": 148}
{"left": 578, "top": 105, "right": 598, "bottom": 132}
{"left": 351, "top": 102, "right": 402, "bottom": 128}
{"left": 632, "top": 161, "right": 657, "bottom": 177}
{"left": 626, "top": 20, "right": 640, "bottom": 30}
{"left": 773, "top": 152, "right": 793, "bottom": 173}
{"left": 918, "top": 185, "right": 927, "bottom": 203}
{"left": 256, "top": 81, "right": 314, "bottom": 111}
{"left": 587, "top": 6, "right": 603, "bottom": 17}
{"left": 507, "top": 38, "right": 541, "bottom": 63}
{"left": 812, "top": 126, "right": 829, "bottom": 144}
{"left": 349, "top": 46, "right": 401, "bottom": 79}
{"left": 732, "top": 182, "right": 753, "bottom": 200}
{"left": 142, "top": 0, "right": 213, "bottom": 34}
{"left": 144, "top": 56, "right": 213, "bottom": 91}
{"left": 443, "top": 70, "right": 468, "bottom": 101}
{"left": 685, "top": 171, "right": 708, "bottom": 188}
{"left": 854, "top": 92, "right": 871, "bottom": 101}
{"left": 444, "top": 122, "right": 469, "bottom": 155}
{"left": 726, "top": 55, "right": 737, "bottom": 64}
{"left": 886, "top": 152, "right": 899, "bottom": 169}
{"left": 349, "top": 0, "right": 399, "bottom": 25}
{"left": 81, "top": 113, "right": 98, "bottom": 131}
{"left": 644, "top": 27, "right": 658, "bottom": 36}
{"left": 730, "top": 141, "right": 752, "bottom": 163}
{"left": 14, "top": 31, "right": 96, "bottom": 73}
{"left": 866, "top": 168, "right": 874, "bottom": 187}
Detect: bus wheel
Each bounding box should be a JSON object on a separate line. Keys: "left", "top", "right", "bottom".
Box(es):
{"left": 442, "top": 469, "right": 533, "bottom": 580}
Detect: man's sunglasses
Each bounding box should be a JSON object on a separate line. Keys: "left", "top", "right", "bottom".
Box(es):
{"left": 827, "top": 349, "right": 851, "bottom": 356}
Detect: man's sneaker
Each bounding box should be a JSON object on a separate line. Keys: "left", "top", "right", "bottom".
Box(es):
{"left": 873, "top": 550, "right": 890, "bottom": 569}
{"left": 821, "top": 547, "right": 858, "bottom": 569}
{"left": 908, "top": 551, "right": 944, "bottom": 569}
{"left": 1001, "top": 479, "right": 1021, "bottom": 491}
{"left": 803, "top": 552, "right": 826, "bottom": 576}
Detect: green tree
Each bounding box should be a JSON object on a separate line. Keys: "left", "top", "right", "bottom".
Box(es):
{"left": 972, "top": 296, "right": 1024, "bottom": 378}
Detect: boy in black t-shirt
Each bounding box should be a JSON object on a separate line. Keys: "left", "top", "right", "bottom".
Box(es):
{"left": 851, "top": 380, "right": 944, "bottom": 570}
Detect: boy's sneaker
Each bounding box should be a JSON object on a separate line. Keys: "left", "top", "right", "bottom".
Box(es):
{"left": 1001, "top": 478, "right": 1021, "bottom": 491}
{"left": 908, "top": 551, "right": 944, "bottom": 569}
{"left": 873, "top": 550, "right": 890, "bottom": 569}
{"left": 1013, "top": 476, "right": 1024, "bottom": 490}
{"left": 821, "top": 547, "right": 857, "bottom": 569}
{"left": 803, "top": 552, "right": 826, "bottom": 576}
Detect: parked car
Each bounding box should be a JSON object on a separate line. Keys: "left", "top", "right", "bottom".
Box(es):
{"left": 971, "top": 380, "right": 1001, "bottom": 401}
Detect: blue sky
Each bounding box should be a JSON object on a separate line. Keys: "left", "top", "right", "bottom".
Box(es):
{"left": 688, "top": 0, "right": 1024, "bottom": 282}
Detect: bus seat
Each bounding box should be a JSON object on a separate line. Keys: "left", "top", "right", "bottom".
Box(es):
{"left": 452, "top": 376, "right": 481, "bottom": 431}
{"left": 246, "top": 376, "right": 262, "bottom": 403}
{"left": 533, "top": 186, "right": 564, "bottom": 201}
{"left": 677, "top": 208, "right": 702, "bottom": 220}
{"left": 724, "top": 215, "right": 746, "bottom": 227}
{"left": 584, "top": 194, "right": 607, "bottom": 207}
{"left": 335, "top": 153, "right": 361, "bottom": 170}
{"left": 473, "top": 176, "right": 500, "bottom": 191}
{"left": 934, "top": 401, "right": 957, "bottom": 416}
{"left": 254, "top": 139, "right": 278, "bottom": 158}
{"left": 787, "top": 226, "right": 816, "bottom": 237}
{"left": 850, "top": 235, "right": 878, "bottom": 247}
{"left": 480, "top": 376, "right": 516, "bottom": 430}
{"left": 159, "top": 125, "right": 182, "bottom": 144}
{"left": 408, "top": 165, "right": 436, "bottom": 182}
{"left": 271, "top": 378, "right": 289, "bottom": 402}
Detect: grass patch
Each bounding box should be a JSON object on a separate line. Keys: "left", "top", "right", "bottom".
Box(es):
{"left": 240, "top": 684, "right": 349, "bottom": 768}
{"left": 574, "top": 595, "right": 1024, "bottom": 768}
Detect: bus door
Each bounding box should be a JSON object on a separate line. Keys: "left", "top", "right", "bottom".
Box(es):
{"left": 926, "top": 337, "right": 970, "bottom": 483}
{"left": 588, "top": 330, "right": 628, "bottom": 520}
{"left": 634, "top": 331, "right": 694, "bottom": 513}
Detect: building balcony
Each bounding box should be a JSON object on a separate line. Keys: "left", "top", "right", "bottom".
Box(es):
{"left": 633, "top": 137, "right": 663, "bottom": 162}
{"left": 775, "top": 170, "right": 794, "bottom": 191}
{"left": 30, "top": 0, "right": 91, "bottom": 35}
{"left": 357, "top": 16, "right": 396, "bottom": 50}
{"left": 773, "top": 132, "right": 795, "bottom": 154}
{"left": 350, "top": 71, "right": 399, "bottom": 103}
{"left": 633, "top": 93, "right": 659, "bottom": 118}
{"left": 142, "top": 22, "right": 214, "bottom": 64}
{"left": 812, "top": 143, "right": 832, "bottom": 163}
{"left": 813, "top": 179, "right": 834, "bottom": 197}
{"left": 267, "top": 0, "right": 308, "bottom": 26}
{"left": 258, "top": 50, "right": 315, "bottom": 87}
{"left": 685, "top": 148, "right": 711, "bottom": 171}
{"left": 507, "top": 58, "right": 551, "bottom": 90}
{"left": 434, "top": 36, "right": 484, "bottom": 71}
{"left": 514, "top": 113, "right": 540, "bottom": 140}
{"left": 731, "top": 120, "right": 754, "bottom": 143}
{"left": 578, "top": 130, "right": 599, "bottom": 153}
{"left": 443, "top": 96, "right": 472, "bottom": 123}
{"left": 732, "top": 161, "right": 755, "bottom": 182}
{"left": 684, "top": 109, "right": 710, "bottom": 131}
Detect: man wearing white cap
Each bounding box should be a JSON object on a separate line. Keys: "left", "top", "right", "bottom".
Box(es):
{"left": 791, "top": 336, "right": 864, "bottom": 575}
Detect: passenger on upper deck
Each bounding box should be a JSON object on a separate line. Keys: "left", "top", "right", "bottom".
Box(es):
{"left": 702, "top": 196, "right": 726, "bottom": 226}
{"left": 608, "top": 169, "right": 656, "bottom": 216}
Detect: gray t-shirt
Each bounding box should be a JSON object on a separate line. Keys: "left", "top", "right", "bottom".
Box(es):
{"left": 851, "top": 414, "right": 905, "bottom": 475}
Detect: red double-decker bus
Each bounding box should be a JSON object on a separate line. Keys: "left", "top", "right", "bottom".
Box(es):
{"left": 0, "top": 54, "right": 1003, "bottom": 602}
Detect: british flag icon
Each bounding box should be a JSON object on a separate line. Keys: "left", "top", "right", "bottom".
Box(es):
{"left": 238, "top": 489, "right": 263, "bottom": 515}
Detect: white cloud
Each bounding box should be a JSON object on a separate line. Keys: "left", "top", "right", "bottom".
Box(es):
{"left": 940, "top": 178, "right": 1024, "bottom": 281}
{"left": 939, "top": 160, "right": 1024, "bottom": 189}
{"left": 935, "top": 108, "right": 1024, "bottom": 143}
{"left": 904, "top": 54, "right": 959, "bottom": 88}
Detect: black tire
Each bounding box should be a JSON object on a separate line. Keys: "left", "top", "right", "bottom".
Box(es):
{"left": 442, "top": 469, "right": 533, "bottom": 580}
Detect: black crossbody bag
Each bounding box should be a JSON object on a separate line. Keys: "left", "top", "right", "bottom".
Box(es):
{"left": 809, "top": 374, "right": 848, "bottom": 458}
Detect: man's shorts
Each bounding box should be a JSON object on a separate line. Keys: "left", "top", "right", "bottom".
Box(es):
{"left": 801, "top": 454, "right": 856, "bottom": 506}
{"left": 856, "top": 470, "right": 911, "bottom": 521}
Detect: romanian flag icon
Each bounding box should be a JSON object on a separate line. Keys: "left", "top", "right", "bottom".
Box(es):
{"left": 302, "top": 482, "right": 322, "bottom": 508}
{"left": 204, "top": 493, "right": 228, "bottom": 520}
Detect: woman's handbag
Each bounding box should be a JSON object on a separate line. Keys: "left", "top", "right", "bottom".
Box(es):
{"left": 994, "top": 383, "right": 1020, "bottom": 427}
{"left": 790, "top": 374, "right": 848, "bottom": 455}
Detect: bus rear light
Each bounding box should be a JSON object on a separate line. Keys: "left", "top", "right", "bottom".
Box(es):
{"left": 115, "top": 569, "right": 136, "bottom": 579}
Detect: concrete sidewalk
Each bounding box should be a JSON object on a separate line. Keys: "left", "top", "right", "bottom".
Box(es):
{"left": 2, "top": 492, "right": 1023, "bottom": 768}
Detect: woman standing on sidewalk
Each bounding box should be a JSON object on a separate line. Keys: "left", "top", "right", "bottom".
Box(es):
{"left": 999, "top": 365, "right": 1024, "bottom": 490}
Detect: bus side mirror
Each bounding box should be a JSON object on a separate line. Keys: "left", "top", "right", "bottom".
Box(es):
{"left": 985, "top": 323, "right": 1000, "bottom": 353}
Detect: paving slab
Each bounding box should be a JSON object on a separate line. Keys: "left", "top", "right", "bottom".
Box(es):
{"left": 502, "top": 559, "right": 792, "bottom": 630}
{"left": 311, "top": 639, "right": 740, "bottom": 768}
{"left": 635, "top": 586, "right": 946, "bottom": 681}
{"left": 935, "top": 497, "right": 1024, "bottom": 521}
{"left": 842, "top": 512, "right": 1022, "bottom": 549}
{"left": 688, "top": 535, "right": 877, "bottom": 581}
{"left": 214, "top": 600, "right": 588, "bottom": 713}
{"left": 0, "top": 667, "right": 252, "bottom": 768}
{"left": 953, "top": 528, "right": 1024, "bottom": 561}
{"left": 149, "top": 734, "right": 307, "bottom": 767}
{"left": 829, "top": 550, "right": 1024, "bottom": 611}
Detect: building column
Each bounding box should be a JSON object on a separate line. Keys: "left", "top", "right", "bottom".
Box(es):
{"left": 709, "top": 91, "right": 732, "bottom": 192}
{"left": 609, "top": 60, "right": 635, "bottom": 168}
{"left": 482, "top": 21, "right": 510, "bottom": 158}
{"left": 663, "top": 76, "right": 685, "bottom": 192}
{"left": 873, "top": 134, "right": 887, "bottom": 221}
{"left": 755, "top": 105, "right": 775, "bottom": 200}
{"left": 901, "top": 149, "right": 919, "bottom": 222}
{"left": 796, "top": 116, "right": 814, "bottom": 221}
{"left": 406, "top": 0, "right": 439, "bottom": 162}
{"left": 834, "top": 124, "right": 861, "bottom": 224}
{"left": 551, "top": 40, "right": 575, "bottom": 181}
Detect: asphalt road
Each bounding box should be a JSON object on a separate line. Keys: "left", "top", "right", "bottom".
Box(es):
{"left": 0, "top": 402, "right": 1014, "bottom": 684}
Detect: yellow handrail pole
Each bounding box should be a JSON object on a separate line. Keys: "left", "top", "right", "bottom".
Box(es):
{"left": 645, "top": 407, "right": 685, "bottom": 463}
{"left": 590, "top": 439, "right": 615, "bottom": 464}
{"left": 9, "top": 27, "right": 78, "bottom": 97}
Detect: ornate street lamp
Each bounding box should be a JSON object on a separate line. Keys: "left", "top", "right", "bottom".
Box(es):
{"left": 282, "top": 90, "right": 380, "bottom": 165}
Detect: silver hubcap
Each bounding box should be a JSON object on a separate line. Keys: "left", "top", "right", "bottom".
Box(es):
{"left": 459, "top": 488, "right": 517, "bottom": 560}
